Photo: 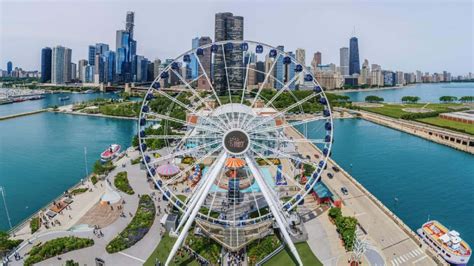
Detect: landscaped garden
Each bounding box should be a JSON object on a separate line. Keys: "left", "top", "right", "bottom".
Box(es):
{"left": 328, "top": 207, "right": 358, "bottom": 251}
{"left": 263, "top": 242, "right": 322, "bottom": 266}
{"left": 30, "top": 216, "right": 40, "bottom": 234}
{"left": 92, "top": 160, "right": 116, "bottom": 175}
{"left": 185, "top": 233, "right": 221, "bottom": 264}
{"left": 24, "top": 236, "right": 94, "bottom": 266}
{"left": 144, "top": 233, "right": 198, "bottom": 266}
{"left": 247, "top": 234, "right": 281, "bottom": 265}
{"left": 114, "top": 171, "right": 134, "bottom": 195}
{"left": 70, "top": 187, "right": 88, "bottom": 195}
{"left": 0, "top": 231, "right": 23, "bottom": 256}
{"left": 106, "top": 195, "right": 156, "bottom": 253}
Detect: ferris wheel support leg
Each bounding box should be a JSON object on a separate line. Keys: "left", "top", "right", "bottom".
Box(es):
{"left": 165, "top": 152, "right": 228, "bottom": 266}
{"left": 244, "top": 154, "right": 304, "bottom": 266}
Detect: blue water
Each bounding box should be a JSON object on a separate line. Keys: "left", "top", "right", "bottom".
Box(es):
{"left": 339, "top": 82, "right": 474, "bottom": 103}
{"left": 0, "top": 112, "right": 136, "bottom": 230}
{"left": 297, "top": 119, "right": 474, "bottom": 249}
{"left": 0, "top": 90, "right": 119, "bottom": 117}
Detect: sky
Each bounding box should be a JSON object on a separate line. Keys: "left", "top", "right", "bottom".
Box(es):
{"left": 0, "top": 0, "right": 473, "bottom": 76}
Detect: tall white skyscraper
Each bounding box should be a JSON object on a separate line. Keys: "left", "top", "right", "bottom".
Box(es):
{"left": 295, "top": 48, "right": 306, "bottom": 86}
{"left": 339, "top": 47, "right": 349, "bottom": 76}
{"left": 52, "top": 45, "right": 72, "bottom": 84}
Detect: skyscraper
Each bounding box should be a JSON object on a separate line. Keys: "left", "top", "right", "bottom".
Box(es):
{"left": 274, "top": 45, "right": 285, "bottom": 89}
{"left": 286, "top": 51, "right": 296, "bottom": 90}
{"left": 126, "top": 11, "right": 135, "bottom": 39}
{"left": 41, "top": 47, "right": 52, "bottom": 83}
{"left": 349, "top": 37, "right": 360, "bottom": 75}
{"left": 311, "top": 52, "right": 322, "bottom": 72}
{"left": 116, "top": 11, "right": 137, "bottom": 82}
{"left": 198, "top": 36, "right": 212, "bottom": 76}
{"left": 7, "top": 61, "right": 12, "bottom": 75}
{"left": 256, "top": 61, "right": 265, "bottom": 84}
{"left": 95, "top": 43, "right": 109, "bottom": 55}
{"left": 78, "top": 59, "right": 88, "bottom": 82}
{"left": 70, "top": 63, "right": 77, "bottom": 80}
{"left": 190, "top": 37, "right": 200, "bottom": 79}
{"left": 214, "top": 12, "right": 244, "bottom": 94}
{"left": 339, "top": 47, "right": 349, "bottom": 76}
{"left": 52, "top": 46, "right": 72, "bottom": 84}
{"left": 295, "top": 48, "right": 306, "bottom": 65}
{"left": 153, "top": 59, "right": 162, "bottom": 79}
{"left": 88, "top": 46, "right": 96, "bottom": 66}
{"left": 103, "top": 51, "right": 116, "bottom": 83}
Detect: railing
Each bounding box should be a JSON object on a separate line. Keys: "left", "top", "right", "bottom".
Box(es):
{"left": 255, "top": 244, "right": 285, "bottom": 266}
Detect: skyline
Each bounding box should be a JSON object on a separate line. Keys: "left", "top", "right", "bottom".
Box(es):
{"left": 1, "top": 0, "right": 473, "bottom": 76}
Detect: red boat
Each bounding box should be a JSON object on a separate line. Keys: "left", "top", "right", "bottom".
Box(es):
{"left": 100, "top": 144, "right": 121, "bottom": 161}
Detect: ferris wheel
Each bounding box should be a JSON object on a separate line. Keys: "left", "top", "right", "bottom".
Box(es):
{"left": 138, "top": 40, "right": 333, "bottom": 265}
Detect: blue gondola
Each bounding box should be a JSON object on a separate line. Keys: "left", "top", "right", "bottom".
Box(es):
{"left": 296, "top": 195, "right": 304, "bottom": 205}
{"left": 319, "top": 98, "right": 327, "bottom": 105}
{"left": 295, "top": 64, "right": 303, "bottom": 72}
{"left": 305, "top": 184, "right": 311, "bottom": 191}
{"left": 142, "top": 105, "right": 149, "bottom": 113}
{"left": 269, "top": 49, "right": 277, "bottom": 58}
{"left": 140, "top": 118, "right": 146, "bottom": 126}
{"left": 183, "top": 54, "right": 191, "bottom": 63}
{"left": 141, "top": 143, "right": 147, "bottom": 151}
{"left": 323, "top": 109, "right": 330, "bottom": 117}
{"left": 283, "top": 56, "right": 291, "bottom": 65}
{"left": 225, "top": 42, "right": 233, "bottom": 51}
{"left": 163, "top": 191, "right": 170, "bottom": 201}
{"left": 160, "top": 71, "right": 169, "bottom": 79}
{"left": 319, "top": 160, "right": 325, "bottom": 167}
{"left": 171, "top": 62, "right": 180, "bottom": 70}
{"left": 150, "top": 168, "right": 156, "bottom": 176}
{"left": 157, "top": 179, "right": 162, "bottom": 187}
{"left": 325, "top": 122, "right": 332, "bottom": 130}
{"left": 152, "top": 82, "right": 160, "bottom": 89}
{"left": 144, "top": 155, "right": 151, "bottom": 163}
{"left": 256, "top": 44, "right": 263, "bottom": 53}
{"left": 313, "top": 85, "right": 322, "bottom": 93}
{"left": 312, "top": 172, "right": 319, "bottom": 180}
{"left": 323, "top": 148, "right": 329, "bottom": 156}
{"left": 211, "top": 44, "right": 219, "bottom": 53}
{"left": 304, "top": 74, "right": 313, "bottom": 81}
{"left": 196, "top": 48, "right": 204, "bottom": 56}
{"left": 284, "top": 203, "right": 291, "bottom": 210}
{"left": 241, "top": 42, "right": 248, "bottom": 51}
{"left": 139, "top": 130, "right": 145, "bottom": 138}
{"left": 325, "top": 135, "right": 331, "bottom": 143}
{"left": 146, "top": 93, "right": 154, "bottom": 101}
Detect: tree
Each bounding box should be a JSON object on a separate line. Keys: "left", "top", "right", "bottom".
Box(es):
{"left": 365, "top": 95, "right": 384, "bottom": 103}
{"left": 401, "top": 96, "right": 420, "bottom": 103}
{"left": 460, "top": 96, "right": 474, "bottom": 102}
{"left": 439, "top": 96, "right": 458, "bottom": 103}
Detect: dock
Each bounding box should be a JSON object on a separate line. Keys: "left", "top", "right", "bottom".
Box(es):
{"left": 0, "top": 109, "right": 48, "bottom": 121}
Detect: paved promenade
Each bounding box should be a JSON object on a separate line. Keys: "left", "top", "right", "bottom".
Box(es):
{"left": 285, "top": 126, "right": 444, "bottom": 266}
{"left": 8, "top": 150, "right": 167, "bottom": 266}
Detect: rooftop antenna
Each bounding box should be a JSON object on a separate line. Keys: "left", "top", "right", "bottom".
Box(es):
{"left": 0, "top": 186, "right": 13, "bottom": 229}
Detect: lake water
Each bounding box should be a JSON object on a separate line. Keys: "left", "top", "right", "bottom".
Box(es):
{"left": 0, "top": 90, "right": 119, "bottom": 117}
{"left": 339, "top": 82, "right": 474, "bottom": 103}
{"left": 0, "top": 112, "right": 136, "bottom": 229}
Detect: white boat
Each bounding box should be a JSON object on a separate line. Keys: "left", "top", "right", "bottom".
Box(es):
{"left": 100, "top": 144, "right": 121, "bottom": 161}
{"left": 417, "top": 220, "right": 471, "bottom": 265}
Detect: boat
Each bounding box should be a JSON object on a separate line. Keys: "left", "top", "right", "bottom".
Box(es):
{"left": 58, "top": 96, "right": 70, "bottom": 101}
{"left": 417, "top": 220, "right": 471, "bottom": 265}
{"left": 100, "top": 144, "right": 121, "bottom": 161}
{"left": 13, "top": 97, "right": 26, "bottom": 102}
{"left": 0, "top": 98, "right": 14, "bottom": 105}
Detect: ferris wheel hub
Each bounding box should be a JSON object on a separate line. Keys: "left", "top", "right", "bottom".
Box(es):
{"left": 222, "top": 129, "right": 250, "bottom": 155}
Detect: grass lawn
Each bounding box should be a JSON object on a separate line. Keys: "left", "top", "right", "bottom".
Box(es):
{"left": 144, "top": 234, "right": 198, "bottom": 266}
{"left": 417, "top": 117, "right": 474, "bottom": 135}
{"left": 264, "top": 242, "right": 322, "bottom": 266}
{"left": 359, "top": 103, "right": 464, "bottom": 119}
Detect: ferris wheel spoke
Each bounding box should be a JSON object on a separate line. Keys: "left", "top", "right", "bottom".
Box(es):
{"left": 163, "top": 144, "right": 223, "bottom": 187}
{"left": 250, "top": 54, "right": 280, "bottom": 108}
{"left": 250, "top": 135, "right": 327, "bottom": 144}
{"left": 236, "top": 52, "right": 252, "bottom": 128}
{"left": 169, "top": 68, "right": 229, "bottom": 131}
{"left": 141, "top": 134, "right": 220, "bottom": 140}
{"left": 221, "top": 44, "right": 233, "bottom": 104}
{"left": 263, "top": 74, "right": 300, "bottom": 109}
{"left": 146, "top": 111, "right": 222, "bottom": 134}
{"left": 246, "top": 92, "right": 322, "bottom": 133}
{"left": 250, "top": 141, "right": 319, "bottom": 169}
{"left": 249, "top": 115, "right": 326, "bottom": 135}
{"left": 148, "top": 139, "right": 221, "bottom": 165}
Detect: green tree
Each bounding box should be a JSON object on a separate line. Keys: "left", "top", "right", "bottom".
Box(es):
{"left": 401, "top": 96, "right": 420, "bottom": 103}
{"left": 365, "top": 95, "right": 384, "bottom": 103}
{"left": 460, "top": 96, "right": 474, "bottom": 102}
{"left": 439, "top": 96, "right": 458, "bottom": 103}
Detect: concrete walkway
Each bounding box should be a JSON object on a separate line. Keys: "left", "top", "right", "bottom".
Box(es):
{"left": 8, "top": 150, "right": 168, "bottom": 266}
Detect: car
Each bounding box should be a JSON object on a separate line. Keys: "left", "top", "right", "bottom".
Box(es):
{"left": 327, "top": 173, "right": 334, "bottom": 179}
{"left": 314, "top": 154, "right": 320, "bottom": 159}
{"left": 332, "top": 166, "right": 340, "bottom": 172}
{"left": 340, "top": 187, "right": 349, "bottom": 195}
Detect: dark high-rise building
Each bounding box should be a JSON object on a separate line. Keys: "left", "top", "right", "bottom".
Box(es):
{"left": 349, "top": 37, "right": 360, "bottom": 75}
{"left": 198, "top": 36, "right": 212, "bottom": 77}
{"left": 256, "top": 61, "right": 265, "bottom": 83}
{"left": 116, "top": 11, "right": 137, "bottom": 83}
{"left": 7, "top": 61, "right": 12, "bottom": 75}
{"left": 41, "top": 47, "right": 52, "bottom": 83}
{"left": 213, "top": 12, "right": 244, "bottom": 94}
{"left": 126, "top": 11, "right": 135, "bottom": 39}
{"left": 88, "top": 46, "right": 96, "bottom": 66}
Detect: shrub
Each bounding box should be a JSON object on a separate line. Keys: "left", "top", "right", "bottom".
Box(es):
{"left": 400, "top": 111, "right": 440, "bottom": 120}
{"left": 92, "top": 160, "right": 115, "bottom": 175}
{"left": 182, "top": 156, "right": 195, "bottom": 164}
{"left": 24, "top": 237, "right": 94, "bottom": 266}
{"left": 91, "top": 175, "right": 98, "bottom": 185}
{"left": 106, "top": 195, "right": 155, "bottom": 253}
{"left": 0, "top": 231, "right": 23, "bottom": 254}
{"left": 328, "top": 207, "right": 342, "bottom": 220}
{"left": 65, "top": 260, "right": 79, "bottom": 266}
{"left": 247, "top": 234, "right": 281, "bottom": 265}
{"left": 328, "top": 207, "right": 357, "bottom": 251}
{"left": 30, "top": 217, "right": 40, "bottom": 234}
{"left": 131, "top": 157, "right": 141, "bottom": 165}
{"left": 114, "top": 171, "right": 134, "bottom": 195}
{"left": 70, "top": 188, "right": 88, "bottom": 195}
